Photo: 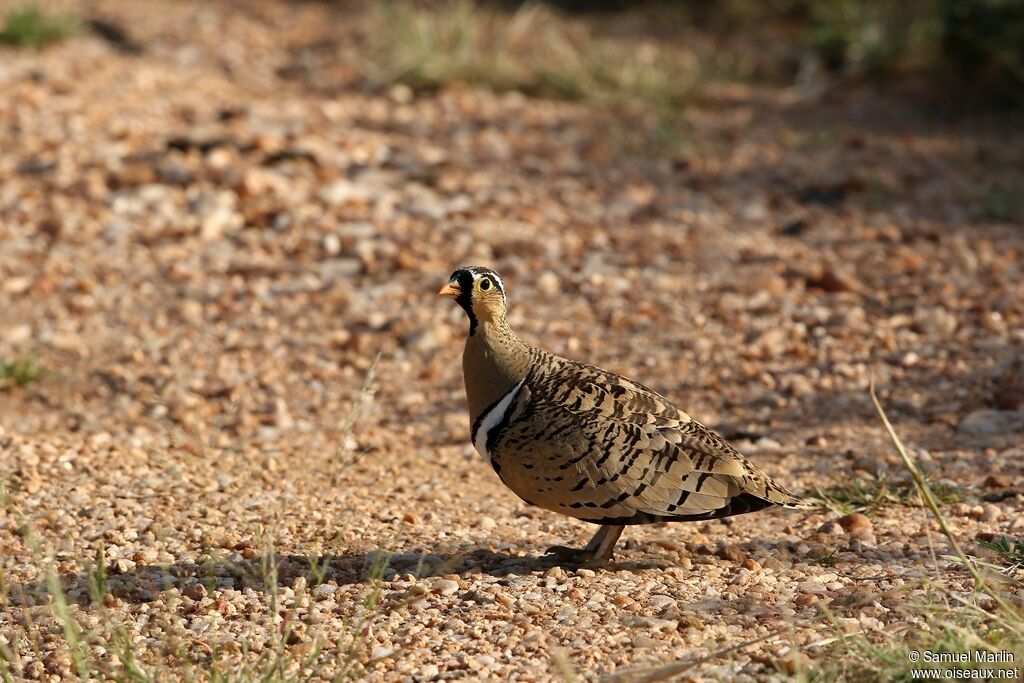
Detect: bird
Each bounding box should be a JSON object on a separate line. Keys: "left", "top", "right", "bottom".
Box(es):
{"left": 439, "top": 265, "right": 808, "bottom": 564}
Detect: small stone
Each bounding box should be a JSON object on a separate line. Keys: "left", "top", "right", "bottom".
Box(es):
{"left": 5, "top": 324, "right": 31, "bottom": 344}
{"left": 900, "top": 351, "right": 920, "bottom": 367}
{"left": 741, "top": 200, "right": 768, "bottom": 221}
{"left": 984, "top": 475, "right": 1012, "bottom": 489}
{"left": 313, "top": 584, "right": 337, "bottom": 598}
{"left": 807, "top": 267, "right": 857, "bottom": 293}
{"left": 914, "top": 307, "right": 958, "bottom": 337}
{"left": 543, "top": 566, "right": 565, "bottom": 581}
{"left": 195, "top": 190, "right": 243, "bottom": 241}
{"left": 785, "top": 376, "right": 815, "bottom": 398}
{"left": 113, "top": 558, "right": 136, "bottom": 574}
{"left": 762, "top": 556, "right": 786, "bottom": 570}
{"left": 752, "top": 437, "right": 782, "bottom": 451}
{"left": 320, "top": 179, "right": 370, "bottom": 206}
{"left": 370, "top": 646, "right": 393, "bottom": 660}
{"left": 432, "top": 579, "right": 460, "bottom": 596}
{"left": 493, "top": 591, "right": 514, "bottom": 606}
{"left": 971, "top": 504, "right": 1002, "bottom": 522}
{"left": 754, "top": 329, "right": 788, "bottom": 358}
{"left": 575, "top": 568, "right": 596, "bottom": 578}
{"left": 613, "top": 594, "right": 635, "bottom": 607}
{"left": 322, "top": 233, "right": 341, "bottom": 256}
{"left": 742, "top": 558, "right": 762, "bottom": 572}
{"left": 477, "top": 516, "right": 497, "bottom": 530}
{"left": 2, "top": 276, "right": 31, "bottom": 294}
{"left": 404, "top": 583, "right": 429, "bottom": 600}
{"left": 389, "top": 83, "right": 414, "bottom": 103}
{"left": 794, "top": 593, "right": 819, "bottom": 606}
{"left": 648, "top": 594, "right": 676, "bottom": 611}
{"left": 537, "top": 271, "right": 559, "bottom": 295}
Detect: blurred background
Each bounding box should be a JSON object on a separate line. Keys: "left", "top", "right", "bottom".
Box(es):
{"left": 1, "top": 0, "right": 1020, "bottom": 436}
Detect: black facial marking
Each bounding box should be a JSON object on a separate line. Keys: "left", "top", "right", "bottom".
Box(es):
{"left": 449, "top": 268, "right": 478, "bottom": 334}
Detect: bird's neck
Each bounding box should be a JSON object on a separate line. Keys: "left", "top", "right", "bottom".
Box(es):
{"left": 463, "top": 318, "right": 531, "bottom": 423}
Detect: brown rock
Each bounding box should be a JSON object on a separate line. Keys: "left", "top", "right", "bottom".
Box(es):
{"left": 402, "top": 512, "right": 420, "bottom": 525}
{"left": 984, "top": 475, "right": 1012, "bottom": 489}
{"left": 716, "top": 544, "right": 747, "bottom": 563}
{"left": 806, "top": 267, "right": 858, "bottom": 293}
{"left": 838, "top": 513, "right": 873, "bottom": 539}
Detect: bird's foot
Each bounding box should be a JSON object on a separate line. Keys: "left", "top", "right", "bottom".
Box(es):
{"left": 544, "top": 525, "right": 624, "bottom": 566}
{"left": 543, "top": 544, "right": 609, "bottom": 566}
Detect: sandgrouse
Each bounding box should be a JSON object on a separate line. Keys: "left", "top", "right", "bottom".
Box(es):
{"left": 440, "top": 266, "right": 807, "bottom": 563}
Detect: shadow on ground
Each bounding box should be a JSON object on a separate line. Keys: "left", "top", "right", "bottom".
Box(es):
{"left": 7, "top": 545, "right": 691, "bottom": 607}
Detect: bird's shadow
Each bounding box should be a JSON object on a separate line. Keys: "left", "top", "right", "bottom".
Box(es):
{"left": 7, "top": 546, "right": 671, "bottom": 608}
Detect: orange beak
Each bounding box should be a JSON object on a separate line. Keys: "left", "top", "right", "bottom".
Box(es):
{"left": 438, "top": 282, "right": 461, "bottom": 298}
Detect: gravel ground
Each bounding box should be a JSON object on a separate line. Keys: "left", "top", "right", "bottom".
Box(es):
{"left": 1, "top": 1, "right": 1023, "bottom": 680}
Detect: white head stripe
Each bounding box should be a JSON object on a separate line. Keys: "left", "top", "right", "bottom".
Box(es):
{"left": 473, "top": 270, "right": 505, "bottom": 296}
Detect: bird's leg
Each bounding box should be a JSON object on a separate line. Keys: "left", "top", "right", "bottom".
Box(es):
{"left": 545, "top": 524, "right": 625, "bottom": 564}
{"left": 586, "top": 524, "right": 625, "bottom": 561}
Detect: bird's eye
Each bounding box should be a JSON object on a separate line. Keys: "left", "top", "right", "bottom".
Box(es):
{"left": 479, "top": 277, "right": 492, "bottom": 291}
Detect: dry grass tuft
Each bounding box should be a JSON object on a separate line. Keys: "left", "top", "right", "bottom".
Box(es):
{"left": 0, "top": 355, "right": 41, "bottom": 391}
{"left": 361, "top": 1, "right": 698, "bottom": 113}
{"left": 0, "top": 4, "right": 76, "bottom": 49}
{"left": 801, "top": 385, "right": 1024, "bottom": 681}
{"left": 817, "top": 473, "right": 962, "bottom": 516}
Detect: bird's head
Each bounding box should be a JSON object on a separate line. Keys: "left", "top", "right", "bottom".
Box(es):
{"left": 438, "top": 266, "right": 507, "bottom": 333}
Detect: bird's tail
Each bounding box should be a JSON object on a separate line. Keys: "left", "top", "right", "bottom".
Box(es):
{"left": 760, "top": 476, "right": 814, "bottom": 509}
